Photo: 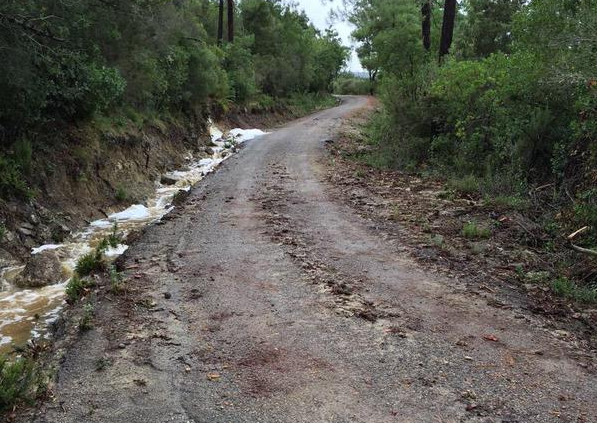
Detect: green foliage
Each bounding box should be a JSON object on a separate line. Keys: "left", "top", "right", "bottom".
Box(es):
{"left": 0, "top": 154, "right": 31, "bottom": 199}
{"left": 550, "top": 277, "right": 597, "bottom": 304}
{"left": 78, "top": 303, "right": 95, "bottom": 331}
{"left": 285, "top": 93, "right": 337, "bottom": 116}
{"left": 65, "top": 274, "right": 88, "bottom": 303}
{"left": 0, "top": 356, "right": 37, "bottom": 411}
{"left": 75, "top": 250, "right": 105, "bottom": 277}
{"left": 115, "top": 186, "right": 127, "bottom": 202}
{"left": 333, "top": 74, "right": 372, "bottom": 95}
{"left": 0, "top": 0, "right": 347, "bottom": 157}
{"left": 350, "top": 0, "right": 597, "bottom": 234}
{"left": 447, "top": 175, "right": 481, "bottom": 195}
{"left": 109, "top": 266, "right": 125, "bottom": 294}
{"left": 462, "top": 222, "right": 491, "bottom": 239}
{"left": 0, "top": 224, "right": 5, "bottom": 241}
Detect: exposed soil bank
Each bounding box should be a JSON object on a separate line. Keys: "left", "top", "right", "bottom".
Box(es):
{"left": 0, "top": 119, "right": 206, "bottom": 267}
{"left": 0, "top": 101, "right": 332, "bottom": 268}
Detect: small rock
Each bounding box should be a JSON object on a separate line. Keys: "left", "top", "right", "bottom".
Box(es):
{"left": 160, "top": 175, "right": 178, "bottom": 186}
{"left": 164, "top": 292, "right": 172, "bottom": 299}
{"left": 29, "top": 214, "right": 40, "bottom": 225}
{"left": 204, "top": 147, "right": 215, "bottom": 155}
{"left": 118, "top": 343, "right": 126, "bottom": 349}
{"left": 17, "top": 227, "right": 34, "bottom": 237}
{"left": 14, "top": 250, "right": 65, "bottom": 288}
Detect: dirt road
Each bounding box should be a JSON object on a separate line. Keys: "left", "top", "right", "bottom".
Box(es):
{"left": 32, "top": 96, "right": 597, "bottom": 422}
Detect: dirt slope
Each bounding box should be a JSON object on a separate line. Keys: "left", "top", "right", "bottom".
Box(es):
{"left": 25, "top": 96, "right": 597, "bottom": 423}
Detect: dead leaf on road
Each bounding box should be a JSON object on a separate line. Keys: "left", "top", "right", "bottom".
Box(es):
{"left": 207, "top": 372, "right": 221, "bottom": 381}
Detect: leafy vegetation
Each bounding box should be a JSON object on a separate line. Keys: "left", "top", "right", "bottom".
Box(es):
{"left": 344, "top": 0, "right": 597, "bottom": 305}
{"left": 0, "top": 0, "right": 348, "bottom": 200}
{"left": 65, "top": 274, "right": 89, "bottom": 304}
{"left": 78, "top": 303, "right": 95, "bottom": 331}
{"left": 74, "top": 251, "right": 105, "bottom": 277}
{"left": 109, "top": 266, "right": 125, "bottom": 294}
{"left": 348, "top": 0, "right": 597, "bottom": 252}
{"left": 0, "top": 356, "right": 38, "bottom": 412}
{"left": 550, "top": 277, "right": 597, "bottom": 304}
{"left": 462, "top": 222, "right": 491, "bottom": 239}
{"left": 333, "top": 73, "right": 372, "bottom": 95}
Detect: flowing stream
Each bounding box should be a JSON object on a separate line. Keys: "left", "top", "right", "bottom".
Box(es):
{"left": 0, "top": 123, "right": 268, "bottom": 353}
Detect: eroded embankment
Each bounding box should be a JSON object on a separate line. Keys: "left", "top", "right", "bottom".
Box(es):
{"left": 0, "top": 115, "right": 269, "bottom": 352}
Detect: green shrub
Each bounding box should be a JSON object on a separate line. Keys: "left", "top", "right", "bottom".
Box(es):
{"left": 333, "top": 74, "right": 372, "bottom": 95}
{"left": 78, "top": 303, "right": 95, "bottom": 331}
{"left": 550, "top": 277, "right": 597, "bottom": 304}
{"left": 447, "top": 175, "right": 481, "bottom": 195}
{"left": 109, "top": 265, "right": 125, "bottom": 294}
{"left": 484, "top": 195, "right": 530, "bottom": 211}
{"left": 0, "top": 356, "right": 37, "bottom": 411}
{"left": 462, "top": 222, "right": 491, "bottom": 239}
{"left": 65, "top": 274, "right": 88, "bottom": 303}
{"left": 115, "top": 186, "right": 127, "bottom": 202}
{"left": 0, "top": 154, "right": 31, "bottom": 199}
{"left": 75, "top": 250, "right": 105, "bottom": 277}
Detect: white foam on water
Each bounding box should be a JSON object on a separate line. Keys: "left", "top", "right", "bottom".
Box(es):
{"left": 109, "top": 204, "right": 151, "bottom": 222}
{"left": 105, "top": 244, "right": 128, "bottom": 258}
{"left": 229, "top": 128, "right": 269, "bottom": 143}
{"left": 31, "top": 244, "right": 64, "bottom": 255}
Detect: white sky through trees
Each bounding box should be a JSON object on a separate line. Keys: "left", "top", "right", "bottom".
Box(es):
{"left": 293, "top": 0, "right": 364, "bottom": 72}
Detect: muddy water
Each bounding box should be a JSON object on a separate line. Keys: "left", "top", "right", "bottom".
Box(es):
{"left": 0, "top": 124, "right": 268, "bottom": 353}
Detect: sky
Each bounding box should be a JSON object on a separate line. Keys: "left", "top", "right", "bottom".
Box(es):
{"left": 293, "top": 0, "right": 364, "bottom": 72}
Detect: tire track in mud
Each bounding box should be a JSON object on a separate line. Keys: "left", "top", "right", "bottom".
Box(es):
{"left": 254, "top": 162, "right": 404, "bottom": 325}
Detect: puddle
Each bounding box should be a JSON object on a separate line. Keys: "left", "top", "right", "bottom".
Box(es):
{"left": 0, "top": 124, "right": 268, "bottom": 353}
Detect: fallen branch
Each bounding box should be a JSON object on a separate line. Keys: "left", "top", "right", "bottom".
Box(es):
{"left": 570, "top": 243, "right": 597, "bottom": 257}
{"left": 568, "top": 226, "right": 590, "bottom": 240}
{"left": 566, "top": 226, "right": 597, "bottom": 257}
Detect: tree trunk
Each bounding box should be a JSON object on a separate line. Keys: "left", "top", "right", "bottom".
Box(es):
{"left": 422, "top": 0, "right": 431, "bottom": 51}
{"left": 217, "top": 0, "right": 224, "bottom": 45}
{"left": 227, "top": 0, "right": 234, "bottom": 43}
{"left": 439, "top": 0, "right": 457, "bottom": 61}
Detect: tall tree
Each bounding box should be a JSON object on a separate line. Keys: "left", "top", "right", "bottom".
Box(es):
{"left": 227, "top": 0, "right": 234, "bottom": 42}
{"left": 217, "top": 0, "right": 224, "bottom": 45}
{"left": 439, "top": 0, "right": 456, "bottom": 60}
{"left": 421, "top": 0, "right": 431, "bottom": 51}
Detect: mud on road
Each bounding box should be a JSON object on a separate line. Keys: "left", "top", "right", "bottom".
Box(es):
{"left": 25, "top": 96, "right": 597, "bottom": 423}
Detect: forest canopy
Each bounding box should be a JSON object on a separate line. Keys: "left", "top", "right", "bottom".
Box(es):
{"left": 0, "top": 0, "right": 348, "bottom": 143}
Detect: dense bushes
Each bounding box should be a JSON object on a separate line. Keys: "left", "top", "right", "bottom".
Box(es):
{"left": 0, "top": 0, "right": 348, "bottom": 198}
{"left": 350, "top": 0, "right": 597, "bottom": 242}
{"left": 332, "top": 74, "right": 372, "bottom": 95}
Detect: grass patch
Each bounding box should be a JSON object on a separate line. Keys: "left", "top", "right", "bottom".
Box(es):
{"left": 115, "top": 186, "right": 127, "bottom": 202}
{"left": 286, "top": 93, "right": 337, "bottom": 116}
{"left": 0, "top": 356, "right": 38, "bottom": 412}
{"left": 550, "top": 277, "right": 597, "bottom": 304}
{"left": 462, "top": 221, "right": 491, "bottom": 239}
{"left": 447, "top": 175, "right": 481, "bottom": 195}
{"left": 484, "top": 195, "right": 530, "bottom": 211}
